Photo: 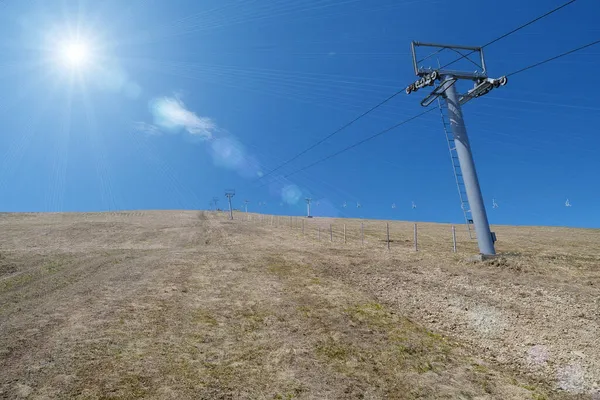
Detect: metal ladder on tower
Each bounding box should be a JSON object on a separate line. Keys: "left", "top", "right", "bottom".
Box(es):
{"left": 437, "top": 98, "right": 476, "bottom": 239}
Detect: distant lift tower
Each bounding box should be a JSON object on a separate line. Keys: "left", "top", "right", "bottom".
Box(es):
{"left": 225, "top": 189, "right": 235, "bottom": 220}
{"left": 305, "top": 198, "right": 312, "bottom": 218}
{"left": 406, "top": 42, "right": 507, "bottom": 255}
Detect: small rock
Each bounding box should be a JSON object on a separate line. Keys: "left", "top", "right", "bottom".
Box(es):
{"left": 573, "top": 351, "right": 585, "bottom": 359}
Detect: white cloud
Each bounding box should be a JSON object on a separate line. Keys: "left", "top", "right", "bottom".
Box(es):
{"left": 140, "top": 94, "right": 264, "bottom": 179}
{"left": 149, "top": 96, "right": 215, "bottom": 139}
{"left": 133, "top": 121, "right": 161, "bottom": 135}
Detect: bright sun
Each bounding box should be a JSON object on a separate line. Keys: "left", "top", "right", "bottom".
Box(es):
{"left": 60, "top": 41, "right": 90, "bottom": 68}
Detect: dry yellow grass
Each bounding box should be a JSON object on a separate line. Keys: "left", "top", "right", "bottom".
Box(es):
{"left": 0, "top": 210, "right": 598, "bottom": 399}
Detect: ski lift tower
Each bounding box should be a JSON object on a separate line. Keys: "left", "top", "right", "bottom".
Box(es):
{"left": 405, "top": 42, "right": 507, "bottom": 255}
{"left": 225, "top": 189, "right": 235, "bottom": 220}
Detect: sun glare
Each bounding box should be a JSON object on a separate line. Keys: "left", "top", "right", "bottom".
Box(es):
{"left": 60, "top": 41, "right": 90, "bottom": 68}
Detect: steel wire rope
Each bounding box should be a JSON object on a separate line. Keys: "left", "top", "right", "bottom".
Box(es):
{"left": 256, "top": 1, "right": 578, "bottom": 182}
{"left": 264, "top": 37, "right": 600, "bottom": 182}
{"left": 436, "top": 0, "right": 578, "bottom": 71}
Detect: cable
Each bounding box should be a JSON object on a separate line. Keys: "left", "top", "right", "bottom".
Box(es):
{"left": 506, "top": 39, "right": 600, "bottom": 77}
{"left": 257, "top": 1, "right": 577, "bottom": 182}
{"left": 261, "top": 36, "right": 600, "bottom": 184}
{"left": 438, "top": 0, "right": 577, "bottom": 71}
{"left": 257, "top": 88, "right": 404, "bottom": 180}
{"left": 259, "top": 108, "right": 436, "bottom": 184}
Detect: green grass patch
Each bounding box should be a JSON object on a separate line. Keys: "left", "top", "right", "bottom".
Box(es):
{"left": 44, "top": 260, "right": 62, "bottom": 274}
{"left": 192, "top": 308, "right": 218, "bottom": 326}
{"left": 344, "top": 302, "right": 396, "bottom": 328}
{"left": 316, "top": 338, "right": 354, "bottom": 362}
{"left": 0, "top": 273, "right": 33, "bottom": 291}
{"left": 520, "top": 383, "right": 537, "bottom": 391}
{"left": 472, "top": 363, "right": 489, "bottom": 373}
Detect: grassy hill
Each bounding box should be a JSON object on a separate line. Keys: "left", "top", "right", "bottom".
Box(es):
{"left": 0, "top": 211, "right": 598, "bottom": 399}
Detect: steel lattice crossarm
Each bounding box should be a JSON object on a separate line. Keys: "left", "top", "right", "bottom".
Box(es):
{"left": 405, "top": 41, "right": 507, "bottom": 107}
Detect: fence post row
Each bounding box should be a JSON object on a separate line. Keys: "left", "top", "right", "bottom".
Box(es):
{"left": 251, "top": 214, "right": 466, "bottom": 254}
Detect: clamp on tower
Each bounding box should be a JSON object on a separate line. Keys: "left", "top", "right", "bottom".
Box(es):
{"left": 405, "top": 41, "right": 507, "bottom": 107}
{"left": 406, "top": 71, "right": 507, "bottom": 106}
{"left": 459, "top": 76, "right": 507, "bottom": 105}
{"left": 405, "top": 70, "right": 439, "bottom": 94}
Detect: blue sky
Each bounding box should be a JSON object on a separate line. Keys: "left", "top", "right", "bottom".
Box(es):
{"left": 0, "top": 0, "right": 598, "bottom": 228}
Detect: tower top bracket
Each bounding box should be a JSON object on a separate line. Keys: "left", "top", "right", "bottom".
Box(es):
{"left": 407, "top": 41, "right": 507, "bottom": 106}
{"left": 411, "top": 41, "right": 488, "bottom": 80}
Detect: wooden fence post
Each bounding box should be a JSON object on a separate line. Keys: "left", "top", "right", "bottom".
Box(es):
{"left": 386, "top": 223, "right": 390, "bottom": 250}
{"left": 414, "top": 223, "right": 418, "bottom": 252}
{"left": 452, "top": 225, "right": 457, "bottom": 253}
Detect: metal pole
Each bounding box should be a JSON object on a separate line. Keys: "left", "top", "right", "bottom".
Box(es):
{"left": 414, "top": 223, "right": 418, "bottom": 252}
{"left": 444, "top": 76, "right": 495, "bottom": 255}
{"left": 452, "top": 225, "right": 457, "bottom": 253}
{"left": 227, "top": 196, "right": 233, "bottom": 220}
{"left": 361, "top": 222, "right": 365, "bottom": 246}
{"left": 386, "top": 223, "right": 390, "bottom": 250}
{"left": 330, "top": 224, "right": 333, "bottom": 242}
